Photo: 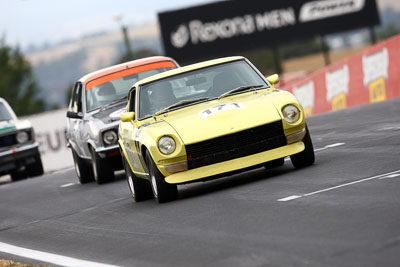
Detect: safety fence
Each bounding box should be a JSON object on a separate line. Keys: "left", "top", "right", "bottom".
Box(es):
{"left": 281, "top": 34, "right": 400, "bottom": 116}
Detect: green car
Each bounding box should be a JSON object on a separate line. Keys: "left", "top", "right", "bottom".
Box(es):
{"left": 0, "top": 97, "right": 43, "bottom": 181}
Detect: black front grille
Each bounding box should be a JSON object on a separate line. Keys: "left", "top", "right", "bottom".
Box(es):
{"left": 0, "top": 133, "right": 18, "bottom": 148}
{"left": 186, "top": 121, "right": 287, "bottom": 169}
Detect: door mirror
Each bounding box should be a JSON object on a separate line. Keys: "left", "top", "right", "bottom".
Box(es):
{"left": 266, "top": 74, "right": 279, "bottom": 86}
{"left": 120, "top": 112, "right": 135, "bottom": 122}
{"left": 66, "top": 110, "right": 83, "bottom": 119}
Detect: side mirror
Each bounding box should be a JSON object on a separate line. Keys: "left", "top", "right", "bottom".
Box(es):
{"left": 66, "top": 110, "right": 83, "bottom": 119}
{"left": 266, "top": 74, "right": 279, "bottom": 86}
{"left": 120, "top": 112, "right": 135, "bottom": 122}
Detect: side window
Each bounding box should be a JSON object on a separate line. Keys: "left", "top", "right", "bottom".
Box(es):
{"left": 128, "top": 88, "right": 136, "bottom": 112}
{"left": 70, "top": 83, "right": 82, "bottom": 113}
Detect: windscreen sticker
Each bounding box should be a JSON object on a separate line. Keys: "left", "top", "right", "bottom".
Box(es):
{"left": 199, "top": 103, "right": 244, "bottom": 119}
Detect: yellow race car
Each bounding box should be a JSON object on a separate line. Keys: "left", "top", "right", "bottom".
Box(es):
{"left": 119, "top": 56, "right": 314, "bottom": 203}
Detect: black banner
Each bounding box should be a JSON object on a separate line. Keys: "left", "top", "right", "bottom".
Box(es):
{"left": 158, "top": 0, "right": 380, "bottom": 62}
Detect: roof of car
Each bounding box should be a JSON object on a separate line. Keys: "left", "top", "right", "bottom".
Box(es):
{"left": 132, "top": 56, "right": 245, "bottom": 88}
{"left": 78, "top": 56, "right": 177, "bottom": 85}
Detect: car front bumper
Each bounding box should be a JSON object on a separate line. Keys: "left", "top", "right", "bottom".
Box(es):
{"left": 96, "top": 144, "right": 120, "bottom": 158}
{"left": 164, "top": 141, "right": 305, "bottom": 184}
{"left": 0, "top": 142, "right": 40, "bottom": 174}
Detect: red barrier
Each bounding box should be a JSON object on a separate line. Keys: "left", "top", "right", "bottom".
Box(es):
{"left": 281, "top": 34, "right": 400, "bottom": 116}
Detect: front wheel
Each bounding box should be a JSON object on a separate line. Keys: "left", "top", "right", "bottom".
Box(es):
{"left": 26, "top": 154, "right": 44, "bottom": 177}
{"left": 146, "top": 151, "right": 178, "bottom": 203}
{"left": 71, "top": 148, "right": 94, "bottom": 184}
{"left": 91, "top": 148, "right": 114, "bottom": 184}
{"left": 290, "top": 125, "right": 315, "bottom": 168}
{"left": 122, "top": 154, "right": 153, "bottom": 202}
{"left": 10, "top": 170, "right": 27, "bottom": 182}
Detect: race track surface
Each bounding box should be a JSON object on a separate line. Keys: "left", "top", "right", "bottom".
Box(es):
{"left": 1, "top": 97, "right": 399, "bottom": 267}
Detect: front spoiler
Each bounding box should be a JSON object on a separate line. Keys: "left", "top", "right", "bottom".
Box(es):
{"left": 164, "top": 141, "right": 304, "bottom": 184}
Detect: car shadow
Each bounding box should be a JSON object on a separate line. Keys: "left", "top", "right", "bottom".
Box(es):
{"left": 177, "top": 163, "right": 296, "bottom": 201}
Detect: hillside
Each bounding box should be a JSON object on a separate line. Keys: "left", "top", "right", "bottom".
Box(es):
{"left": 27, "top": 24, "right": 161, "bottom": 106}
{"left": 26, "top": 0, "right": 400, "bottom": 107}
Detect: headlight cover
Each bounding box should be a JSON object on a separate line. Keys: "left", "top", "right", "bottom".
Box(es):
{"left": 282, "top": 104, "right": 300, "bottom": 124}
{"left": 158, "top": 136, "right": 176, "bottom": 155}
{"left": 103, "top": 130, "right": 118, "bottom": 145}
{"left": 16, "top": 131, "right": 29, "bottom": 144}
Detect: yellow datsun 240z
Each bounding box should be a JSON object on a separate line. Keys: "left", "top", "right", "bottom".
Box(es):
{"left": 118, "top": 56, "right": 315, "bottom": 203}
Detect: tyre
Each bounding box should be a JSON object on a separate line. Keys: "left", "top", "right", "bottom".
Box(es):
{"left": 264, "top": 157, "right": 285, "bottom": 169}
{"left": 290, "top": 125, "right": 315, "bottom": 168}
{"left": 71, "top": 148, "right": 94, "bottom": 184}
{"left": 26, "top": 154, "right": 44, "bottom": 177}
{"left": 122, "top": 154, "right": 153, "bottom": 202}
{"left": 146, "top": 151, "right": 178, "bottom": 203}
{"left": 10, "top": 170, "right": 27, "bottom": 182}
{"left": 91, "top": 148, "right": 114, "bottom": 184}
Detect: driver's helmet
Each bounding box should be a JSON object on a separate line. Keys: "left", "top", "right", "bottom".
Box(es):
{"left": 95, "top": 82, "right": 116, "bottom": 106}
{"left": 148, "top": 82, "right": 176, "bottom": 112}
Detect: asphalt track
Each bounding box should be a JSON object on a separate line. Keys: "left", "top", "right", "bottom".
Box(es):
{"left": 0, "top": 97, "right": 399, "bottom": 267}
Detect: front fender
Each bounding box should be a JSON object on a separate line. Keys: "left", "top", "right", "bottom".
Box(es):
{"left": 138, "top": 120, "right": 187, "bottom": 175}
{"left": 268, "top": 90, "right": 306, "bottom": 135}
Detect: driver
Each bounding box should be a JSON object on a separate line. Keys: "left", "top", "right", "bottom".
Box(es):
{"left": 148, "top": 82, "right": 176, "bottom": 113}
{"left": 95, "top": 82, "right": 117, "bottom": 106}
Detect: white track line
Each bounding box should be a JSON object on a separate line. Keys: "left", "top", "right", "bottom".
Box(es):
{"left": 284, "top": 142, "right": 346, "bottom": 162}
{"left": 278, "top": 169, "right": 400, "bottom": 202}
{"left": 314, "top": 142, "right": 345, "bottom": 152}
{"left": 379, "top": 173, "right": 400, "bottom": 180}
{"left": 0, "top": 242, "right": 120, "bottom": 267}
{"left": 60, "top": 183, "right": 76, "bottom": 188}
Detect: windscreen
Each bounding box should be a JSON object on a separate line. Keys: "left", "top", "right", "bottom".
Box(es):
{"left": 0, "top": 103, "right": 14, "bottom": 121}
{"left": 139, "top": 60, "right": 268, "bottom": 119}
{"left": 85, "top": 62, "right": 176, "bottom": 112}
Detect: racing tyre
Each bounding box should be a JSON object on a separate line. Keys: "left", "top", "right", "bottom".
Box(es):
{"left": 290, "top": 125, "right": 315, "bottom": 168}
{"left": 146, "top": 151, "right": 178, "bottom": 203}
{"left": 122, "top": 154, "right": 153, "bottom": 202}
{"left": 91, "top": 148, "right": 114, "bottom": 184}
{"left": 26, "top": 154, "right": 44, "bottom": 177}
{"left": 71, "top": 149, "right": 94, "bottom": 184}
{"left": 10, "top": 170, "right": 27, "bottom": 182}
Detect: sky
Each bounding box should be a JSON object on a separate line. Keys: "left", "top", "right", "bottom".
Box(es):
{"left": 0, "top": 0, "right": 216, "bottom": 49}
{"left": 1, "top": 0, "right": 399, "bottom": 51}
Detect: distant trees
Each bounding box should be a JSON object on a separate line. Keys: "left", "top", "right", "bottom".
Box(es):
{"left": 0, "top": 38, "right": 47, "bottom": 116}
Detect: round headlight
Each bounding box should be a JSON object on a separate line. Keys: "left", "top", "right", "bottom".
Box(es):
{"left": 282, "top": 104, "right": 300, "bottom": 124}
{"left": 158, "top": 136, "right": 176, "bottom": 155}
{"left": 103, "top": 130, "right": 118, "bottom": 145}
{"left": 16, "top": 131, "right": 29, "bottom": 144}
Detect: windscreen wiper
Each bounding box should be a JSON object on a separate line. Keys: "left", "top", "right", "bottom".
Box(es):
{"left": 100, "top": 96, "right": 128, "bottom": 111}
{"left": 218, "top": 85, "right": 266, "bottom": 100}
{"left": 153, "top": 97, "right": 211, "bottom": 117}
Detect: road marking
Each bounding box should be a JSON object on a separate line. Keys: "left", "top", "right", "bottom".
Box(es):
{"left": 379, "top": 173, "right": 400, "bottom": 180}
{"left": 0, "top": 241, "right": 120, "bottom": 267}
{"left": 314, "top": 142, "right": 345, "bottom": 152}
{"left": 60, "top": 183, "right": 76, "bottom": 188}
{"left": 284, "top": 142, "right": 346, "bottom": 162}
{"left": 278, "top": 169, "right": 400, "bottom": 202}
{"left": 277, "top": 195, "right": 302, "bottom": 202}
{"left": 52, "top": 167, "right": 75, "bottom": 175}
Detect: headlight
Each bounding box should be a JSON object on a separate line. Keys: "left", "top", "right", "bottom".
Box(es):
{"left": 103, "top": 130, "right": 118, "bottom": 145}
{"left": 158, "top": 136, "right": 176, "bottom": 155}
{"left": 282, "top": 105, "right": 300, "bottom": 124}
{"left": 16, "top": 131, "right": 29, "bottom": 144}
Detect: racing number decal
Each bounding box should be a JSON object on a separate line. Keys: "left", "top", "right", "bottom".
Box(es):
{"left": 199, "top": 103, "right": 244, "bottom": 119}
